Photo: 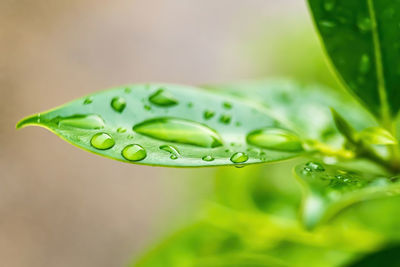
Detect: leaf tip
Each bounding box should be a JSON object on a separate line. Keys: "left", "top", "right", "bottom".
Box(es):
{"left": 16, "top": 114, "right": 41, "bottom": 129}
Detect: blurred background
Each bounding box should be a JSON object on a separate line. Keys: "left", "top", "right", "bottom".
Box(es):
{"left": 0, "top": 0, "right": 335, "bottom": 266}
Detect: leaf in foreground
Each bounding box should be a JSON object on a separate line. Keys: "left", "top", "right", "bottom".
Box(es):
{"left": 308, "top": 0, "right": 400, "bottom": 120}
{"left": 294, "top": 161, "right": 400, "bottom": 229}
{"left": 17, "top": 84, "right": 304, "bottom": 167}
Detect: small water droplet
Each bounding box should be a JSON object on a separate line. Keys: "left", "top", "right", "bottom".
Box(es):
{"left": 57, "top": 114, "right": 105, "bottom": 129}
{"left": 124, "top": 87, "right": 132, "bottom": 93}
{"left": 235, "top": 122, "right": 242, "bottom": 127}
{"left": 122, "top": 144, "right": 147, "bottom": 161}
{"left": 160, "top": 145, "right": 180, "bottom": 160}
{"left": 302, "top": 167, "right": 313, "bottom": 176}
{"left": 149, "top": 89, "right": 178, "bottom": 107}
{"left": 144, "top": 105, "right": 152, "bottom": 111}
{"left": 219, "top": 114, "right": 231, "bottom": 124}
{"left": 202, "top": 155, "right": 215, "bottom": 162}
{"left": 133, "top": 117, "right": 223, "bottom": 148}
{"left": 230, "top": 152, "right": 248, "bottom": 164}
{"left": 320, "top": 20, "right": 336, "bottom": 29}
{"left": 83, "top": 97, "right": 93, "bottom": 105}
{"left": 90, "top": 132, "right": 115, "bottom": 150}
{"left": 247, "top": 128, "right": 303, "bottom": 152}
{"left": 111, "top": 96, "right": 127, "bottom": 113}
{"left": 117, "top": 127, "right": 127, "bottom": 133}
{"left": 203, "top": 110, "right": 215, "bottom": 120}
{"left": 187, "top": 102, "right": 193, "bottom": 108}
{"left": 305, "top": 162, "right": 325, "bottom": 172}
{"left": 359, "top": 54, "right": 371, "bottom": 74}
{"left": 128, "top": 134, "right": 134, "bottom": 139}
{"left": 323, "top": 0, "right": 335, "bottom": 11}
{"left": 223, "top": 102, "right": 232, "bottom": 109}
{"left": 357, "top": 16, "right": 372, "bottom": 33}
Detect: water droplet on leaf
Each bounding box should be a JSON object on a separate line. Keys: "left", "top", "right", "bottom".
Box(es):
{"left": 203, "top": 110, "right": 215, "bottom": 120}
{"left": 83, "top": 97, "right": 93, "bottom": 105}
{"left": 90, "top": 132, "right": 115, "bottom": 150}
{"left": 219, "top": 114, "right": 231, "bottom": 124}
{"left": 122, "top": 144, "right": 147, "bottom": 161}
{"left": 202, "top": 155, "right": 215, "bottom": 162}
{"left": 117, "top": 127, "right": 127, "bottom": 133}
{"left": 357, "top": 16, "right": 372, "bottom": 33}
{"left": 149, "top": 89, "right": 178, "bottom": 107}
{"left": 359, "top": 54, "right": 371, "bottom": 74}
{"left": 160, "top": 145, "right": 180, "bottom": 160}
{"left": 247, "top": 128, "right": 303, "bottom": 152}
{"left": 223, "top": 102, "right": 232, "bottom": 109}
{"left": 305, "top": 162, "right": 325, "bottom": 172}
{"left": 57, "top": 114, "right": 105, "bottom": 129}
{"left": 230, "top": 152, "right": 248, "bottom": 164}
{"left": 133, "top": 117, "right": 223, "bottom": 148}
{"left": 323, "top": 0, "right": 335, "bottom": 11}
{"left": 111, "top": 96, "right": 127, "bottom": 113}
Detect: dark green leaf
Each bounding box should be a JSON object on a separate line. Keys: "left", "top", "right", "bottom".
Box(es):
{"left": 295, "top": 161, "right": 400, "bottom": 229}
{"left": 347, "top": 244, "right": 400, "bottom": 267}
{"left": 17, "top": 84, "right": 304, "bottom": 167}
{"left": 308, "top": 0, "right": 400, "bottom": 120}
{"left": 331, "top": 108, "right": 358, "bottom": 144}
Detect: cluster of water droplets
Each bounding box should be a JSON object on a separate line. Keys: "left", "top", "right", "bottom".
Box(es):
{"left": 57, "top": 87, "right": 305, "bottom": 164}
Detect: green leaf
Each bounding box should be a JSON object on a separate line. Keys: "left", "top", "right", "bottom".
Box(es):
{"left": 205, "top": 80, "right": 375, "bottom": 144}
{"left": 307, "top": 0, "right": 400, "bottom": 120}
{"left": 331, "top": 108, "right": 358, "bottom": 144}
{"left": 347, "top": 244, "right": 400, "bottom": 267}
{"left": 295, "top": 161, "right": 400, "bottom": 229}
{"left": 359, "top": 127, "right": 398, "bottom": 145}
{"left": 16, "top": 84, "right": 304, "bottom": 167}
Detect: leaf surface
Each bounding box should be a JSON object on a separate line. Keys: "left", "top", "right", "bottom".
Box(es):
{"left": 294, "top": 161, "right": 400, "bottom": 229}
{"left": 17, "top": 84, "right": 304, "bottom": 167}
{"left": 308, "top": 0, "right": 400, "bottom": 119}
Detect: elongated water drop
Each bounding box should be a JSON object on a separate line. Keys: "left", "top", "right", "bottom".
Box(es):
{"left": 117, "top": 127, "right": 127, "bottom": 133}
{"left": 149, "top": 89, "right": 178, "bottom": 107}
{"left": 160, "top": 145, "right": 180, "bottom": 160}
{"left": 247, "top": 128, "right": 303, "bottom": 152}
{"left": 58, "top": 114, "right": 105, "bottom": 129}
{"left": 111, "top": 96, "right": 126, "bottom": 112}
{"left": 202, "top": 155, "right": 215, "bottom": 162}
{"left": 203, "top": 110, "right": 215, "bottom": 120}
{"left": 133, "top": 117, "right": 223, "bottom": 148}
{"left": 90, "top": 132, "right": 115, "bottom": 150}
{"left": 230, "top": 152, "right": 248, "bottom": 164}
{"left": 357, "top": 16, "right": 372, "bottom": 33}
{"left": 122, "top": 144, "right": 147, "bottom": 161}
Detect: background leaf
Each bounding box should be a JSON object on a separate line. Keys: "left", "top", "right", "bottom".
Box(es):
{"left": 205, "top": 80, "right": 375, "bottom": 145}
{"left": 294, "top": 161, "right": 400, "bottom": 229}
{"left": 308, "top": 0, "right": 400, "bottom": 120}
{"left": 17, "top": 84, "right": 304, "bottom": 167}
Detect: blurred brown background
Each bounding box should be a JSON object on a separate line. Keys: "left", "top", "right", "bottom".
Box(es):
{"left": 0, "top": 0, "right": 309, "bottom": 266}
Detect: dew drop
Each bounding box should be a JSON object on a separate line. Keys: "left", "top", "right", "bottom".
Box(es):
{"left": 357, "top": 16, "right": 372, "bottom": 33}
{"left": 359, "top": 54, "right": 371, "bottom": 74}
{"left": 122, "top": 144, "right": 147, "bottom": 161}
{"left": 133, "top": 117, "right": 223, "bottom": 148}
{"left": 83, "top": 97, "right": 93, "bottom": 105}
{"left": 57, "top": 114, "right": 105, "bottom": 129}
{"left": 160, "top": 145, "right": 180, "bottom": 160}
{"left": 223, "top": 102, "right": 232, "bottom": 109}
{"left": 149, "top": 89, "right": 178, "bottom": 107}
{"left": 111, "top": 96, "right": 127, "bottom": 113}
{"left": 203, "top": 110, "right": 215, "bottom": 120}
{"left": 219, "top": 114, "right": 231, "bottom": 124}
{"left": 323, "top": 0, "right": 335, "bottom": 11}
{"left": 202, "top": 155, "right": 215, "bottom": 162}
{"left": 305, "top": 162, "right": 325, "bottom": 172}
{"left": 230, "top": 152, "right": 248, "bottom": 164}
{"left": 247, "top": 128, "right": 303, "bottom": 152}
{"left": 90, "top": 132, "right": 115, "bottom": 150}
{"left": 124, "top": 87, "right": 132, "bottom": 93}
{"left": 319, "top": 20, "right": 336, "bottom": 30}
{"left": 117, "top": 127, "right": 127, "bottom": 133}
{"left": 144, "top": 105, "right": 152, "bottom": 111}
